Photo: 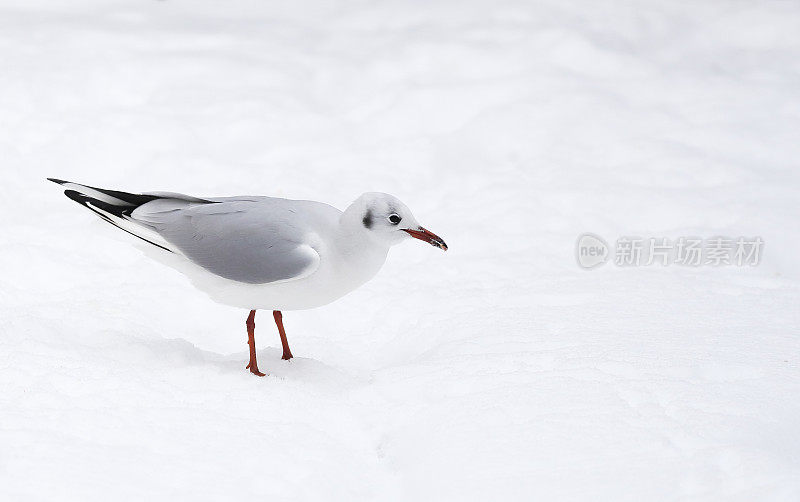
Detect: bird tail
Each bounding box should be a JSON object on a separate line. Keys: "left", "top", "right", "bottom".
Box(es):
{"left": 47, "top": 178, "right": 177, "bottom": 252}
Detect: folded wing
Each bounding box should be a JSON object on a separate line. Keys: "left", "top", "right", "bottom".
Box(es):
{"left": 50, "top": 179, "right": 320, "bottom": 285}
{"left": 132, "top": 198, "right": 321, "bottom": 285}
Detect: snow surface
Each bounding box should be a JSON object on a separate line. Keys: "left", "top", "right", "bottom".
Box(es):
{"left": 2, "top": 0, "right": 800, "bottom": 500}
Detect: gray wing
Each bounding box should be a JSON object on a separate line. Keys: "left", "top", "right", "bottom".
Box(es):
{"left": 131, "top": 197, "right": 321, "bottom": 284}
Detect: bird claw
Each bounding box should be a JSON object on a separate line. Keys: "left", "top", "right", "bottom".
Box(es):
{"left": 246, "top": 361, "right": 266, "bottom": 376}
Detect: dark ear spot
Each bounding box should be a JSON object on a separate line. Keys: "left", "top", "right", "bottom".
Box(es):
{"left": 362, "top": 210, "right": 373, "bottom": 229}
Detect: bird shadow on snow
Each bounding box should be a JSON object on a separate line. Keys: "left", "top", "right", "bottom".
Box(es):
{"left": 137, "top": 335, "right": 358, "bottom": 388}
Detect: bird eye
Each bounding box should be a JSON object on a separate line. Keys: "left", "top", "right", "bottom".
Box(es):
{"left": 388, "top": 214, "right": 401, "bottom": 225}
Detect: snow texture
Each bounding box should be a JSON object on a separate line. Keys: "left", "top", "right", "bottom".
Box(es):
{"left": 2, "top": 1, "right": 800, "bottom": 500}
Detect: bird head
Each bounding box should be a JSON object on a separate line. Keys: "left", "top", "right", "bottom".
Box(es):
{"left": 345, "top": 192, "right": 447, "bottom": 251}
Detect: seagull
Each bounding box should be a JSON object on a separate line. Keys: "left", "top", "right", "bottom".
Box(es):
{"left": 48, "top": 178, "right": 447, "bottom": 376}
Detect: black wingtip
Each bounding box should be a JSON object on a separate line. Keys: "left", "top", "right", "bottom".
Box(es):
{"left": 61, "top": 189, "right": 174, "bottom": 253}
{"left": 63, "top": 189, "right": 91, "bottom": 207}
{"left": 47, "top": 177, "right": 68, "bottom": 185}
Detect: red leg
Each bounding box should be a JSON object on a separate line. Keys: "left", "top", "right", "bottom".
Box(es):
{"left": 245, "top": 310, "right": 265, "bottom": 376}
{"left": 273, "top": 310, "right": 293, "bottom": 360}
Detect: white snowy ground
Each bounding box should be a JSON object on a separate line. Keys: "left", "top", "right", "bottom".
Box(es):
{"left": 1, "top": 0, "right": 800, "bottom": 500}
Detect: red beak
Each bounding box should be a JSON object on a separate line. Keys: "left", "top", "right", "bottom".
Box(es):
{"left": 403, "top": 227, "right": 448, "bottom": 251}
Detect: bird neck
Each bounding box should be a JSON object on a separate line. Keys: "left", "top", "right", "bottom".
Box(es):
{"left": 335, "top": 207, "right": 390, "bottom": 280}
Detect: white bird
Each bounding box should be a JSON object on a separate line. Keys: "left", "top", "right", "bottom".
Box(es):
{"left": 48, "top": 178, "right": 447, "bottom": 376}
